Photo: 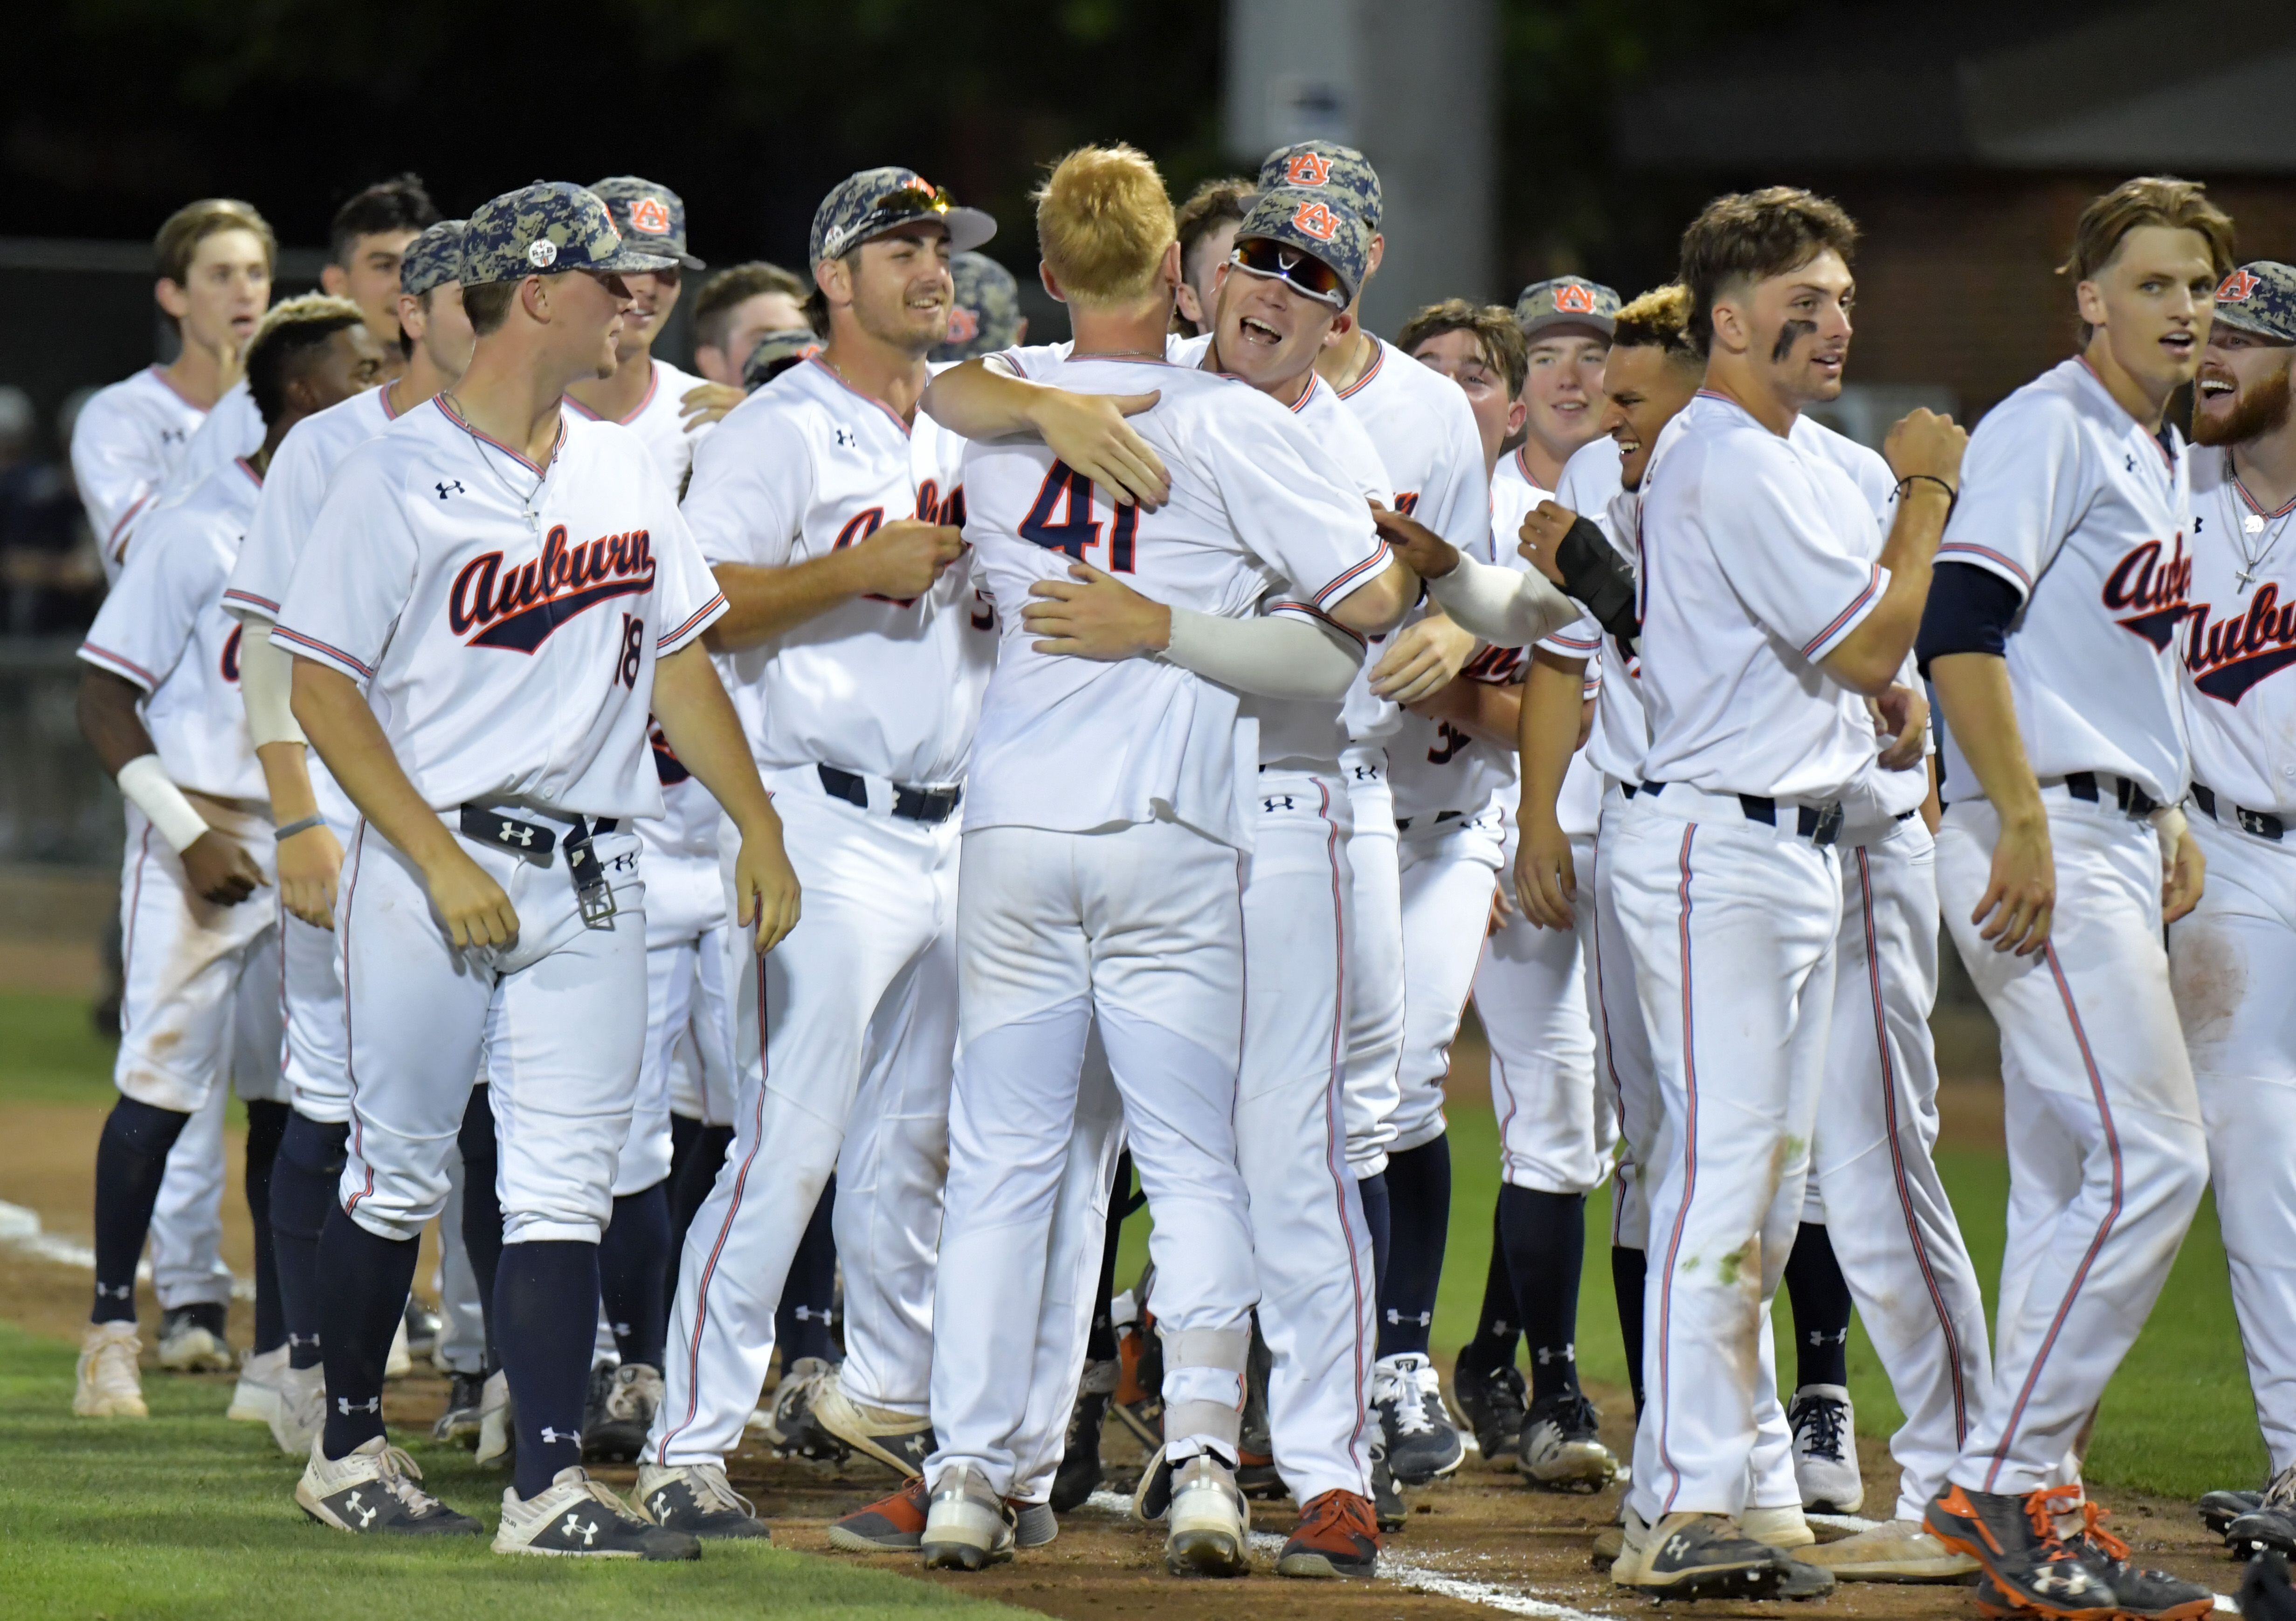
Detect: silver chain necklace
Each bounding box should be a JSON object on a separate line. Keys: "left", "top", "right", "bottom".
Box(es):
{"left": 2230, "top": 467, "right": 2294, "bottom": 593}
{"left": 442, "top": 393, "right": 550, "bottom": 534}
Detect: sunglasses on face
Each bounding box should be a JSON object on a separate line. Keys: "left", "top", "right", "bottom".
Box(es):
{"left": 831, "top": 184, "right": 957, "bottom": 259}
{"left": 1229, "top": 236, "right": 1347, "bottom": 308}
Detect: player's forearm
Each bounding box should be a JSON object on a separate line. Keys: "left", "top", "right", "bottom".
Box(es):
{"left": 1930, "top": 653, "right": 2045, "bottom": 830}
{"left": 1424, "top": 552, "right": 1579, "bottom": 648}
{"left": 701, "top": 555, "right": 871, "bottom": 651}
{"left": 1516, "top": 652, "right": 1585, "bottom": 830}
{"left": 1823, "top": 485, "right": 1952, "bottom": 694}
{"left": 917, "top": 357, "right": 1038, "bottom": 439}
{"left": 1411, "top": 673, "right": 1521, "bottom": 751}
{"left": 238, "top": 624, "right": 307, "bottom": 748}
{"left": 77, "top": 669, "right": 157, "bottom": 776}
{"left": 290, "top": 660, "right": 463, "bottom": 874}
{"left": 1162, "top": 609, "right": 1364, "bottom": 700}
{"left": 255, "top": 742, "right": 321, "bottom": 824}
{"left": 1326, "top": 560, "right": 1419, "bottom": 637}
{"left": 648, "top": 645, "right": 779, "bottom": 835}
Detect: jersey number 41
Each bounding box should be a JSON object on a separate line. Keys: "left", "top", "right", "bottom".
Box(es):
{"left": 1020, "top": 461, "right": 1138, "bottom": 572}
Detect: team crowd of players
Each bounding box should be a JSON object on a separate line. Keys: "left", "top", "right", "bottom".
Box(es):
{"left": 55, "top": 138, "right": 2296, "bottom": 1611}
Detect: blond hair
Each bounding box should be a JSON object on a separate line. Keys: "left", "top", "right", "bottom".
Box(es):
{"left": 1033, "top": 145, "right": 1175, "bottom": 309}
{"left": 1612, "top": 284, "right": 1699, "bottom": 363}
{"left": 241, "top": 294, "right": 365, "bottom": 428}
{"left": 155, "top": 199, "right": 276, "bottom": 287}
{"left": 2060, "top": 176, "right": 2237, "bottom": 345}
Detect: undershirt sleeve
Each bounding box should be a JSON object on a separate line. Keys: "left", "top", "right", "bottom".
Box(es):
{"left": 1914, "top": 560, "right": 2023, "bottom": 675}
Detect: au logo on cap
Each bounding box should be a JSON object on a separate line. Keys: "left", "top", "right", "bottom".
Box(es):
{"left": 1553, "top": 284, "right": 1598, "bottom": 314}
{"left": 629, "top": 197, "right": 672, "bottom": 235}
{"left": 1292, "top": 200, "right": 1340, "bottom": 241}
{"left": 2220, "top": 268, "right": 2262, "bottom": 302}
{"left": 528, "top": 240, "right": 558, "bottom": 268}
{"left": 1286, "top": 152, "right": 1333, "bottom": 186}
{"left": 946, "top": 307, "right": 981, "bottom": 344}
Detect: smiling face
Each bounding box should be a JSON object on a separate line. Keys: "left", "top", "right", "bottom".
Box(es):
{"left": 1518, "top": 329, "right": 1610, "bottom": 464}
{"left": 2194, "top": 323, "right": 2295, "bottom": 448}
{"left": 615, "top": 268, "right": 684, "bottom": 360}
{"left": 2078, "top": 224, "right": 2220, "bottom": 403}
{"left": 1712, "top": 247, "right": 1854, "bottom": 409}
{"left": 159, "top": 227, "right": 272, "bottom": 356}
{"left": 1600, "top": 342, "right": 1703, "bottom": 489}
{"left": 830, "top": 223, "right": 954, "bottom": 355}
{"left": 1411, "top": 326, "right": 1524, "bottom": 470}
{"left": 308, "top": 323, "right": 390, "bottom": 414}
{"left": 1211, "top": 256, "right": 1344, "bottom": 395}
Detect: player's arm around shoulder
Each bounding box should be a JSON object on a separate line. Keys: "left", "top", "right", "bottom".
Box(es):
{"left": 921, "top": 355, "right": 1170, "bottom": 511}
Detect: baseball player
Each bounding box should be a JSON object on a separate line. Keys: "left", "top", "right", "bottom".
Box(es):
{"left": 1510, "top": 276, "right": 1618, "bottom": 491}
{"left": 913, "top": 142, "right": 1414, "bottom": 1578}
{"left": 1917, "top": 178, "right": 2227, "bottom": 1621}
{"left": 274, "top": 181, "right": 794, "bottom": 1557}
{"left": 934, "top": 252, "right": 1025, "bottom": 362}
{"left": 565, "top": 177, "right": 714, "bottom": 494}
{"left": 2179, "top": 262, "right": 2296, "bottom": 1558}
{"left": 1171, "top": 177, "right": 1255, "bottom": 338}
{"left": 637, "top": 165, "right": 998, "bottom": 1536}
{"left": 223, "top": 218, "right": 475, "bottom": 1456}
{"left": 70, "top": 293, "right": 384, "bottom": 1422}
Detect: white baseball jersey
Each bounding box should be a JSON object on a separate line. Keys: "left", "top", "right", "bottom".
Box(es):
{"left": 962, "top": 355, "right": 1393, "bottom": 850}
{"left": 273, "top": 400, "right": 726, "bottom": 817}
{"left": 77, "top": 460, "right": 266, "bottom": 802}
{"left": 2180, "top": 444, "right": 2296, "bottom": 816}
{"left": 1498, "top": 446, "right": 1607, "bottom": 837}
{"left": 1937, "top": 357, "right": 2191, "bottom": 808}
{"left": 684, "top": 356, "right": 988, "bottom": 787}
{"left": 1551, "top": 437, "right": 1655, "bottom": 792}
{"left": 1637, "top": 391, "right": 1889, "bottom": 801}
{"left": 69, "top": 366, "right": 208, "bottom": 574}
{"left": 224, "top": 381, "right": 403, "bottom": 625}
{"left": 145, "top": 380, "right": 263, "bottom": 526}
{"left": 566, "top": 358, "right": 713, "bottom": 493}
{"left": 641, "top": 725, "right": 725, "bottom": 861}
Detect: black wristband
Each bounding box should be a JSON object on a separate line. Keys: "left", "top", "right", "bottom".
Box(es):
{"left": 1552, "top": 516, "right": 1641, "bottom": 655}
{"left": 1895, "top": 472, "right": 1957, "bottom": 513}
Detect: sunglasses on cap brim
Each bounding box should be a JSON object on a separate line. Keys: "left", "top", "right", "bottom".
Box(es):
{"left": 828, "top": 184, "right": 958, "bottom": 259}
{"left": 1230, "top": 237, "right": 1348, "bottom": 308}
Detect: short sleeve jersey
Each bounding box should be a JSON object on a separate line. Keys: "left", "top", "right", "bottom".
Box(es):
{"left": 565, "top": 358, "right": 714, "bottom": 494}
{"left": 1546, "top": 438, "right": 1653, "bottom": 792}
{"left": 1636, "top": 392, "right": 1890, "bottom": 801}
{"left": 961, "top": 355, "right": 1394, "bottom": 849}
{"left": 78, "top": 460, "right": 266, "bottom": 802}
{"left": 273, "top": 400, "right": 726, "bottom": 819}
{"left": 139, "top": 382, "right": 263, "bottom": 541}
{"left": 2178, "top": 445, "right": 2296, "bottom": 817}
{"left": 1936, "top": 357, "right": 2191, "bottom": 807}
{"left": 224, "top": 382, "right": 402, "bottom": 625}
{"left": 683, "top": 356, "right": 989, "bottom": 787}
{"left": 69, "top": 367, "right": 208, "bottom": 577}
{"left": 1513, "top": 442, "right": 1615, "bottom": 837}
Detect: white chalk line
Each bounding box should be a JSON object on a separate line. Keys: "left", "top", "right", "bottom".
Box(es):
{"left": 0, "top": 1197, "right": 254, "bottom": 1302}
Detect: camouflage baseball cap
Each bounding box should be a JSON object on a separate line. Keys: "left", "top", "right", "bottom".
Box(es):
{"left": 588, "top": 176, "right": 705, "bottom": 271}
{"left": 1257, "top": 142, "right": 1382, "bottom": 232}
{"left": 1515, "top": 276, "right": 1621, "bottom": 340}
{"left": 809, "top": 167, "right": 995, "bottom": 266}
{"left": 1232, "top": 186, "right": 1372, "bottom": 307}
{"left": 460, "top": 181, "right": 679, "bottom": 287}
{"left": 742, "top": 327, "right": 824, "bottom": 392}
{"left": 399, "top": 219, "right": 466, "bottom": 297}
{"left": 933, "top": 252, "right": 1023, "bottom": 362}
{"left": 2212, "top": 262, "right": 2296, "bottom": 344}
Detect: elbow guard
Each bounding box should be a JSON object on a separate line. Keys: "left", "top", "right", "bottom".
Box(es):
{"left": 1554, "top": 517, "right": 1640, "bottom": 655}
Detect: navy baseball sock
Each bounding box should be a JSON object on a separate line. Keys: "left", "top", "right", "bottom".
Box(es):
{"left": 242, "top": 1099, "right": 290, "bottom": 1355}
{"left": 1376, "top": 1136, "right": 1450, "bottom": 1359}
{"left": 666, "top": 1120, "right": 732, "bottom": 1306}
{"left": 495, "top": 1238, "right": 600, "bottom": 1499}
{"left": 456, "top": 1087, "right": 502, "bottom": 1366}
{"left": 1358, "top": 1171, "right": 1391, "bottom": 1293}
{"left": 1783, "top": 1221, "right": 1853, "bottom": 1389}
{"left": 600, "top": 1180, "right": 669, "bottom": 1371}
{"left": 1612, "top": 1245, "right": 1646, "bottom": 1415}
{"left": 1497, "top": 1185, "right": 1586, "bottom": 1403}
{"left": 1458, "top": 1200, "right": 1519, "bottom": 1374}
{"left": 90, "top": 1097, "right": 192, "bottom": 1324}
{"left": 271, "top": 1111, "right": 350, "bottom": 1369}
{"left": 1085, "top": 1152, "right": 1133, "bottom": 1363}
{"left": 317, "top": 1205, "right": 419, "bottom": 1459}
{"left": 777, "top": 1174, "right": 838, "bottom": 1364}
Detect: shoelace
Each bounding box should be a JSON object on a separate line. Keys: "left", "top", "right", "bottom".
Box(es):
{"left": 374, "top": 1445, "right": 448, "bottom": 1515}
{"left": 2269, "top": 1463, "right": 2296, "bottom": 1511}
{"left": 93, "top": 1334, "right": 141, "bottom": 1391}
{"left": 1383, "top": 1376, "right": 1437, "bottom": 1438}
{"left": 1793, "top": 1393, "right": 1848, "bottom": 1462}
{"left": 2015, "top": 1483, "right": 2092, "bottom": 1564}
{"left": 686, "top": 1464, "right": 758, "bottom": 1519}
{"left": 1299, "top": 1489, "right": 1377, "bottom": 1541}
{"left": 2077, "top": 1501, "right": 2131, "bottom": 1563}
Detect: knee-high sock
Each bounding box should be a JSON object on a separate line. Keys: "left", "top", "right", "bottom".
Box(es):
{"left": 1376, "top": 1136, "right": 1450, "bottom": 1360}
{"left": 1459, "top": 1199, "right": 1519, "bottom": 1374}
{"left": 1782, "top": 1221, "right": 1853, "bottom": 1390}
{"left": 1358, "top": 1172, "right": 1391, "bottom": 1295}
{"left": 496, "top": 1238, "right": 600, "bottom": 1499}
{"left": 666, "top": 1116, "right": 729, "bottom": 1308}
{"left": 1612, "top": 1245, "right": 1646, "bottom": 1416}
{"left": 456, "top": 1087, "right": 502, "bottom": 1367}
{"left": 776, "top": 1173, "right": 839, "bottom": 1364}
{"left": 90, "top": 1097, "right": 192, "bottom": 1324}
{"left": 1497, "top": 1185, "right": 1586, "bottom": 1403}
{"left": 241, "top": 1099, "right": 289, "bottom": 1355}
{"left": 271, "top": 1112, "right": 349, "bottom": 1369}
{"left": 600, "top": 1179, "right": 670, "bottom": 1372}
{"left": 317, "top": 1206, "right": 420, "bottom": 1458}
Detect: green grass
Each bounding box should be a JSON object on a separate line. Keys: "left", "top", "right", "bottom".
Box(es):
{"left": 0, "top": 1321, "right": 1017, "bottom": 1619}
{"left": 0, "top": 990, "right": 125, "bottom": 1105}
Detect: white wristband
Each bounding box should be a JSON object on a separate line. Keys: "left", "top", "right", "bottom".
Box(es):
{"left": 116, "top": 754, "right": 210, "bottom": 853}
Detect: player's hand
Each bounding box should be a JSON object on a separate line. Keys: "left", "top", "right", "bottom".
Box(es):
{"left": 181, "top": 830, "right": 268, "bottom": 907}
{"left": 850, "top": 519, "right": 965, "bottom": 600}
{"left": 1517, "top": 502, "right": 1579, "bottom": 586}
{"left": 423, "top": 848, "right": 518, "bottom": 952}
{"left": 1022, "top": 562, "right": 1172, "bottom": 660}
{"left": 1485, "top": 882, "right": 1514, "bottom": 938}
{"left": 678, "top": 381, "right": 746, "bottom": 432}
{"left": 1884, "top": 407, "right": 1968, "bottom": 490}
{"left": 1873, "top": 683, "right": 1929, "bottom": 772}
{"left": 276, "top": 821, "right": 343, "bottom": 929}
{"left": 1369, "top": 505, "right": 1459, "bottom": 581}
{"left": 1514, "top": 812, "right": 1579, "bottom": 931}
{"left": 2161, "top": 815, "right": 2206, "bottom": 924}
{"left": 1370, "top": 613, "right": 1476, "bottom": 704}
{"left": 732, "top": 807, "right": 802, "bottom": 954}
{"left": 1972, "top": 811, "right": 2054, "bottom": 956}
{"left": 1028, "top": 389, "right": 1170, "bottom": 511}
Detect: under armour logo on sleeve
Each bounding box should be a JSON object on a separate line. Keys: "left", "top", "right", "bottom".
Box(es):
{"left": 834, "top": 426, "right": 857, "bottom": 449}
{"left": 436, "top": 480, "right": 465, "bottom": 500}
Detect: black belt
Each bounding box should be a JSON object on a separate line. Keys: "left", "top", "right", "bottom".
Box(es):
{"left": 817, "top": 764, "right": 961, "bottom": 824}
{"left": 2062, "top": 771, "right": 2160, "bottom": 818}
{"left": 2193, "top": 781, "right": 2284, "bottom": 842}
{"left": 1639, "top": 782, "right": 1844, "bottom": 847}
{"left": 1393, "top": 808, "right": 1464, "bottom": 834}
{"left": 457, "top": 806, "right": 621, "bottom": 926}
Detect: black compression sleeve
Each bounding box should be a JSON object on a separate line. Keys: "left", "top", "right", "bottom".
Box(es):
{"left": 1915, "top": 560, "right": 2023, "bottom": 676}
{"left": 1552, "top": 516, "right": 1640, "bottom": 655}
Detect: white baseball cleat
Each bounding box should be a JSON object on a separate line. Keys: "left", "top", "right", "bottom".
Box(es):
{"left": 493, "top": 1467, "right": 699, "bottom": 1559}
{"left": 384, "top": 1317, "right": 413, "bottom": 1379}
{"left": 813, "top": 1380, "right": 935, "bottom": 1477}
{"left": 74, "top": 1321, "right": 148, "bottom": 1418}
{"left": 919, "top": 1464, "right": 1016, "bottom": 1571}
{"left": 228, "top": 1344, "right": 289, "bottom": 1425}
{"left": 1788, "top": 1384, "right": 1863, "bottom": 1513}
{"left": 157, "top": 1305, "right": 234, "bottom": 1373}
{"left": 295, "top": 1435, "right": 481, "bottom": 1536}
{"left": 1163, "top": 1453, "right": 1251, "bottom": 1577}
{"left": 1800, "top": 1518, "right": 1980, "bottom": 1583}
{"left": 1743, "top": 1502, "right": 1817, "bottom": 1549}
{"left": 268, "top": 1363, "right": 325, "bottom": 1456}
{"left": 473, "top": 1369, "right": 512, "bottom": 1468}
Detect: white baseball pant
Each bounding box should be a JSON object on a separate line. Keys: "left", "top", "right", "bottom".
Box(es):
{"left": 2172, "top": 809, "right": 2296, "bottom": 1473}
{"left": 617, "top": 844, "right": 730, "bottom": 1197}
{"left": 280, "top": 768, "right": 359, "bottom": 1125}
{"left": 652, "top": 775, "right": 957, "bottom": 1466}
{"left": 1341, "top": 746, "right": 1405, "bottom": 1178}
{"left": 335, "top": 814, "right": 647, "bottom": 1246}
{"left": 1615, "top": 788, "right": 1840, "bottom": 1522}
{"left": 435, "top": 1158, "right": 488, "bottom": 1374}
{"left": 1592, "top": 781, "right": 1663, "bottom": 1250}
{"left": 1938, "top": 793, "right": 2207, "bottom": 1494}
{"left": 927, "top": 818, "right": 1258, "bottom": 1497}
{"left": 149, "top": 1089, "right": 235, "bottom": 1311}
{"left": 1390, "top": 800, "right": 1506, "bottom": 1156}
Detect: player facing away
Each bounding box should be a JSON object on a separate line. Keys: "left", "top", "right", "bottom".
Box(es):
{"left": 638, "top": 164, "right": 999, "bottom": 1535}
{"left": 223, "top": 218, "right": 476, "bottom": 1456}
{"left": 2179, "top": 262, "right": 2296, "bottom": 1558}
{"left": 273, "top": 181, "right": 797, "bottom": 1558}
{"left": 70, "top": 295, "right": 384, "bottom": 1421}
{"left": 1917, "top": 178, "right": 2225, "bottom": 1621}
{"left": 917, "top": 144, "right": 1416, "bottom": 1578}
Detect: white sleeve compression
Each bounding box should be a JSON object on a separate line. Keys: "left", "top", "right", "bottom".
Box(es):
{"left": 1162, "top": 608, "right": 1365, "bottom": 701}
{"left": 116, "top": 754, "right": 210, "bottom": 852}
{"left": 238, "top": 625, "right": 307, "bottom": 748}
{"left": 1423, "top": 553, "right": 1580, "bottom": 649}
